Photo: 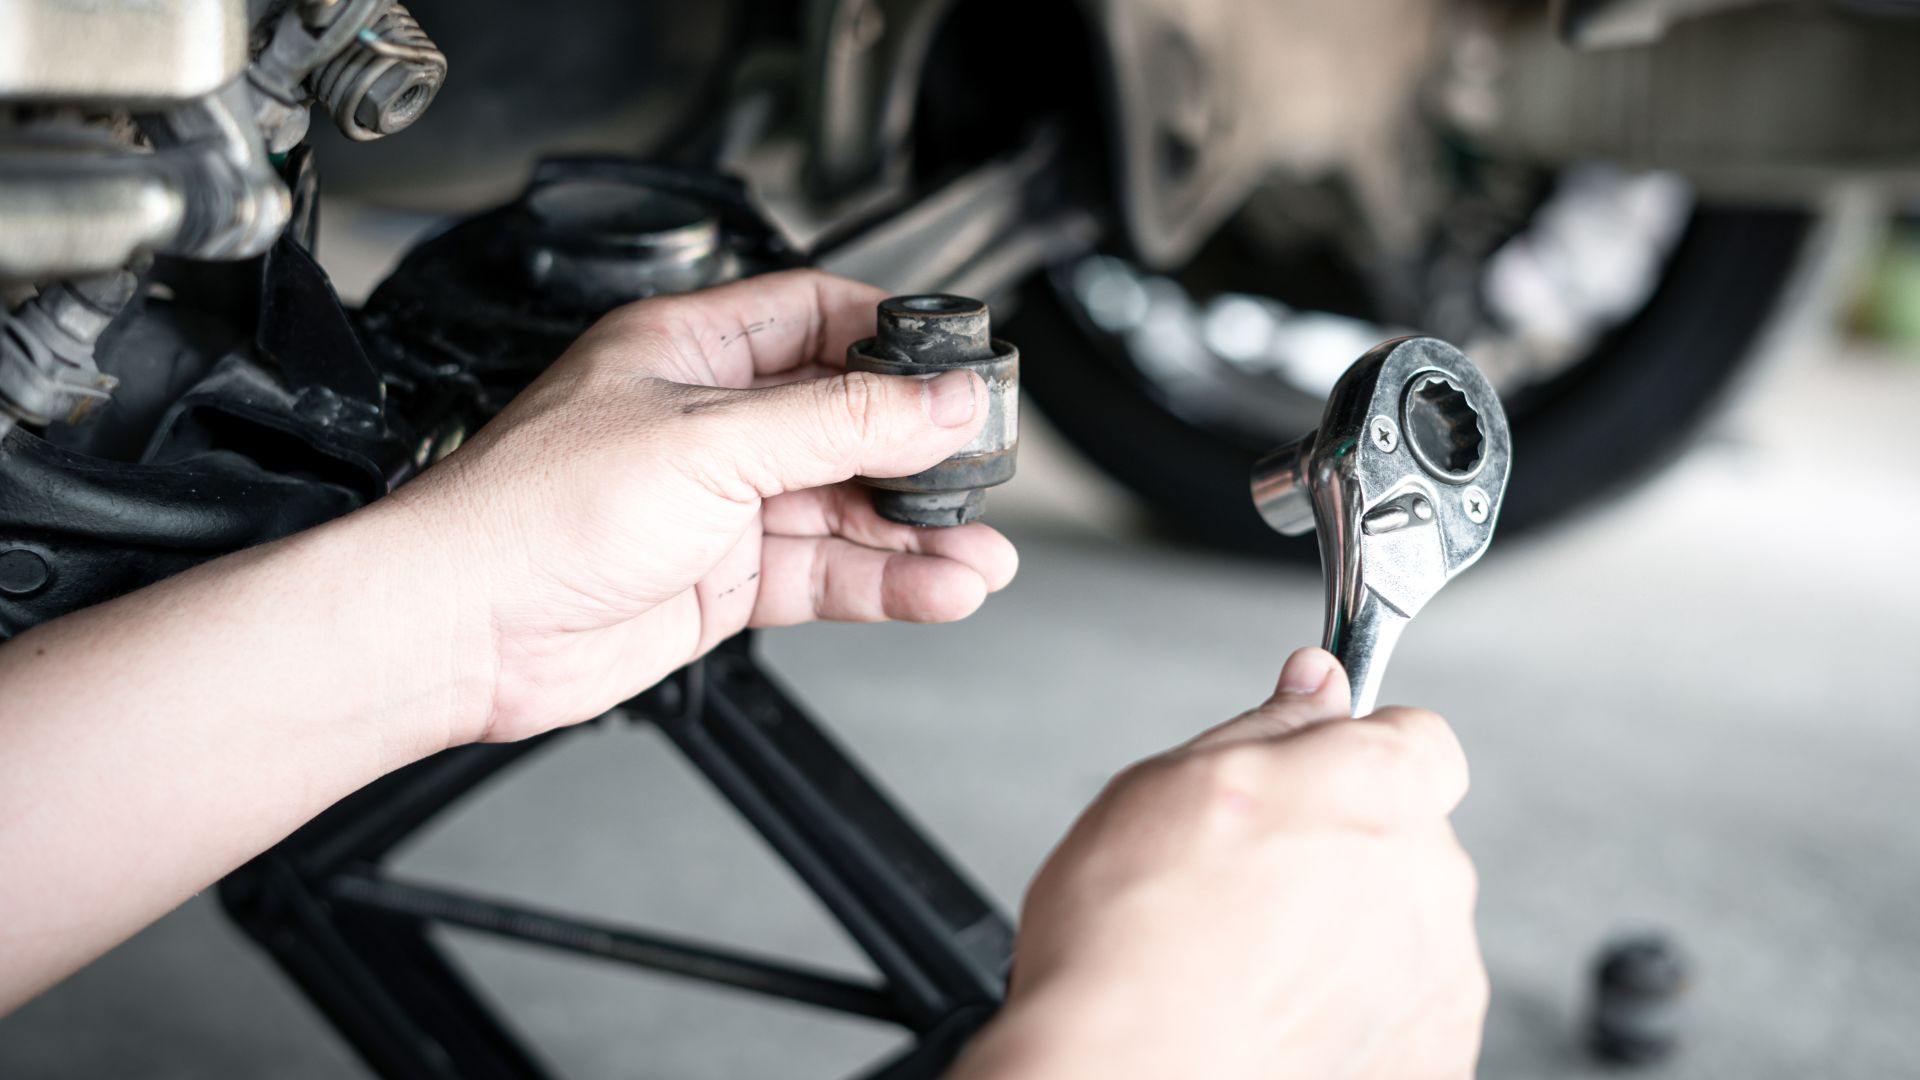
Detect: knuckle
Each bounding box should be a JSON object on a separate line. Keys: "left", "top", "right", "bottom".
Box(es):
{"left": 1186, "top": 743, "right": 1268, "bottom": 794}
{"left": 1382, "top": 706, "right": 1461, "bottom": 757}
{"left": 1098, "top": 754, "right": 1174, "bottom": 805}
{"left": 1167, "top": 744, "right": 1274, "bottom": 825}
{"left": 1303, "top": 721, "right": 1425, "bottom": 828}
{"left": 1103, "top": 747, "right": 1272, "bottom": 834}
{"left": 1330, "top": 719, "right": 1417, "bottom": 777}
{"left": 1465, "top": 957, "right": 1492, "bottom": 1014}
{"left": 1378, "top": 704, "right": 1447, "bottom": 740}
{"left": 828, "top": 371, "right": 890, "bottom": 446}
{"left": 1452, "top": 844, "right": 1481, "bottom": 907}
{"left": 592, "top": 295, "right": 662, "bottom": 330}
{"left": 1386, "top": 706, "right": 1471, "bottom": 803}
{"left": 1380, "top": 708, "right": 1472, "bottom": 791}
{"left": 591, "top": 295, "right": 681, "bottom": 347}
{"left": 1118, "top": 752, "right": 1176, "bottom": 787}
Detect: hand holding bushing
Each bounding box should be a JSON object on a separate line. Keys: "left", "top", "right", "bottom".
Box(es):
{"left": 1251, "top": 337, "right": 1511, "bottom": 715}
{"left": 849, "top": 295, "right": 1019, "bottom": 527}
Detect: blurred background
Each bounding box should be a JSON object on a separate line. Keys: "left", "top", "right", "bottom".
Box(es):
{"left": 4, "top": 0, "right": 1920, "bottom": 1076}
{"left": 4, "top": 200, "right": 1918, "bottom": 1077}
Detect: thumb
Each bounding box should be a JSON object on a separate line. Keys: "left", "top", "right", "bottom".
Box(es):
{"left": 704, "top": 369, "right": 986, "bottom": 497}
{"left": 1187, "top": 647, "right": 1354, "bottom": 748}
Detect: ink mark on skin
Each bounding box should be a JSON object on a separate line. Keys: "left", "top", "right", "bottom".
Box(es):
{"left": 719, "top": 317, "right": 775, "bottom": 349}
{"left": 715, "top": 572, "right": 760, "bottom": 599}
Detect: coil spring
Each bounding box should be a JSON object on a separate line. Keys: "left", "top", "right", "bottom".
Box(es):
{"left": 309, "top": 3, "right": 446, "bottom": 142}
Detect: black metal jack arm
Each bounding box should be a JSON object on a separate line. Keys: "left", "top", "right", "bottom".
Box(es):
{"left": 221, "top": 633, "right": 1013, "bottom": 1080}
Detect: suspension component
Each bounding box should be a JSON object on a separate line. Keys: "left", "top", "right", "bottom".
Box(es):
{"left": 848, "top": 296, "right": 1019, "bottom": 527}
{"left": 519, "top": 177, "right": 731, "bottom": 308}
{"left": 248, "top": 0, "right": 447, "bottom": 152}
{"left": 1, "top": 79, "right": 290, "bottom": 282}
{"left": 0, "top": 270, "right": 137, "bottom": 439}
{"left": 309, "top": 2, "right": 446, "bottom": 142}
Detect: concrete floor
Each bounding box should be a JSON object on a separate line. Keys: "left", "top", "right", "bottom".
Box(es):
{"left": 3, "top": 329, "right": 1918, "bottom": 1076}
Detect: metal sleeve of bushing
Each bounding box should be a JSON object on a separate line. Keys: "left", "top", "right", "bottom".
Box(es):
{"left": 847, "top": 295, "right": 1018, "bottom": 527}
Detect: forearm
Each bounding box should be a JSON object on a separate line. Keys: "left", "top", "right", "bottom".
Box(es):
{"left": 0, "top": 499, "right": 491, "bottom": 1011}
{"left": 0, "top": 269, "right": 1018, "bottom": 1015}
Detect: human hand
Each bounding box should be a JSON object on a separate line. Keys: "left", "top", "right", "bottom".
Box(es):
{"left": 954, "top": 648, "right": 1485, "bottom": 1080}
{"left": 392, "top": 270, "right": 1018, "bottom": 743}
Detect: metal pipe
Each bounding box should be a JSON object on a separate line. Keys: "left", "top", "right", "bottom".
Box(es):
{"left": 0, "top": 78, "right": 289, "bottom": 283}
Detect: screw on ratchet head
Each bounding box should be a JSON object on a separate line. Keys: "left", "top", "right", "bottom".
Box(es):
{"left": 1250, "top": 337, "right": 1511, "bottom": 716}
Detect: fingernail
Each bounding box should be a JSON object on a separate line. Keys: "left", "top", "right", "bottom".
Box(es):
{"left": 1276, "top": 647, "right": 1332, "bottom": 694}
{"left": 925, "top": 370, "right": 979, "bottom": 428}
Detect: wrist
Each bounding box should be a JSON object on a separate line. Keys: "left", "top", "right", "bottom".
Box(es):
{"left": 949, "top": 986, "right": 1137, "bottom": 1080}
{"left": 334, "top": 492, "right": 503, "bottom": 752}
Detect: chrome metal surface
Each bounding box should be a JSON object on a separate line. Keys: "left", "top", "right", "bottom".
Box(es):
{"left": 247, "top": 0, "right": 446, "bottom": 153}
{"left": 0, "top": 143, "right": 189, "bottom": 282}
{"left": 153, "top": 78, "right": 295, "bottom": 263}
{"left": 0, "top": 0, "right": 247, "bottom": 103}
{"left": 521, "top": 178, "right": 728, "bottom": 306}
{"left": 1251, "top": 337, "right": 1511, "bottom": 715}
{"left": 0, "top": 270, "right": 137, "bottom": 439}
{"left": 0, "top": 78, "right": 290, "bottom": 282}
{"left": 1444, "top": 2, "right": 1920, "bottom": 195}
{"left": 813, "top": 134, "right": 1097, "bottom": 301}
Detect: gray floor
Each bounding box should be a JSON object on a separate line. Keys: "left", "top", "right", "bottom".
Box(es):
{"left": 4, "top": 339, "right": 1918, "bottom": 1078}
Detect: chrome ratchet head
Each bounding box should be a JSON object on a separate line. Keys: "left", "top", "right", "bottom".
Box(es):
{"left": 1250, "top": 337, "right": 1511, "bottom": 716}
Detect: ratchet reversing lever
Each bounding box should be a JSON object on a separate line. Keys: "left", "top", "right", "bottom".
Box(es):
{"left": 1250, "top": 337, "right": 1511, "bottom": 716}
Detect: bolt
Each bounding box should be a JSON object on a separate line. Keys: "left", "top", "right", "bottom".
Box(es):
{"left": 1586, "top": 934, "right": 1689, "bottom": 1066}
{"left": 0, "top": 548, "right": 50, "bottom": 597}
{"left": 1462, "top": 486, "right": 1490, "bottom": 523}
{"left": 1369, "top": 415, "right": 1399, "bottom": 453}
{"left": 846, "top": 0, "right": 886, "bottom": 50}
{"left": 309, "top": 3, "right": 446, "bottom": 142}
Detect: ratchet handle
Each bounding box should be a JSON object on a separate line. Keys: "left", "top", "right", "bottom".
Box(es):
{"left": 1326, "top": 588, "right": 1408, "bottom": 717}
{"left": 1251, "top": 337, "right": 1510, "bottom": 719}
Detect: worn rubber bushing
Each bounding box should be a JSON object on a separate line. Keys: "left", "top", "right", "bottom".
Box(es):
{"left": 848, "top": 295, "right": 1019, "bottom": 527}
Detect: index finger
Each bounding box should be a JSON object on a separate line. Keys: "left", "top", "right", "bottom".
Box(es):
{"left": 598, "top": 269, "right": 887, "bottom": 389}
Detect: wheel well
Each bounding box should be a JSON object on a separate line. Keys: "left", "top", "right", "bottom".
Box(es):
{"left": 909, "top": 0, "right": 1113, "bottom": 206}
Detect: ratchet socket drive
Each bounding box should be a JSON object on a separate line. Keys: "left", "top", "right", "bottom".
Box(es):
{"left": 1250, "top": 337, "right": 1511, "bottom": 716}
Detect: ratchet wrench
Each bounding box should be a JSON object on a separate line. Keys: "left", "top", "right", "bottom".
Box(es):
{"left": 1250, "top": 337, "right": 1511, "bottom": 716}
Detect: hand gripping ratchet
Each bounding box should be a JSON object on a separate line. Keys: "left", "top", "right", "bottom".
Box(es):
{"left": 1250, "top": 337, "right": 1511, "bottom": 716}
